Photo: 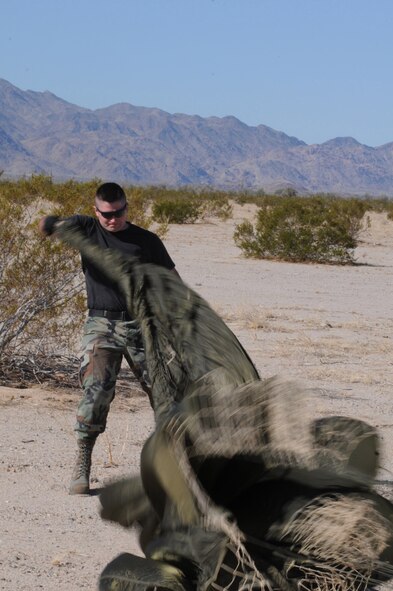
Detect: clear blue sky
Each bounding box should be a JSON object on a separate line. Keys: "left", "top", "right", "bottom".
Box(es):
{"left": 2, "top": 0, "right": 393, "bottom": 147}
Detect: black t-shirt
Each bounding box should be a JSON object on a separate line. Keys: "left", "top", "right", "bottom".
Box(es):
{"left": 69, "top": 215, "right": 175, "bottom": 311}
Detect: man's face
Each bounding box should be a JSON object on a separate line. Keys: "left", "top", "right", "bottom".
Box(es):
{"left": 94, "top": 199, "right": 128, "bottom": 232}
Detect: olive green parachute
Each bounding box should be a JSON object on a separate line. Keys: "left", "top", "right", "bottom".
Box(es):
{"left": 53, "top": 221, "right": 393, "bottom": 591}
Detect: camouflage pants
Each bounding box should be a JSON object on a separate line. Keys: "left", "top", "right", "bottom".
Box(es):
{"left": 75, "top": 316, "right": 152, "bottom": 441}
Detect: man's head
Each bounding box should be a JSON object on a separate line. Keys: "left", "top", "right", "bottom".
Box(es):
{"left": 94, "top": 182, "right": 128, "bottom": 232}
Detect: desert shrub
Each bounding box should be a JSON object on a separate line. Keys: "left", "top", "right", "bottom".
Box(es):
{"left": 384, "top": 201, "right": 393, "bottom": 221}
{"left": 274, "top": 187, "right": 298, "bottom": 197}
{"left": 152, "top": 197, "right": 203, "bottom": 223}
{"left": 46, "top": 178, "right": 100, "bottom": 215}
{"left": 233, "top": 191, "right": 259, "bottom": 205}
{"left": 0, "top": 193, "right": 86, "bottom": 362}
{"left": 0, "top": 178, "right": 92, "bottom": 366}
{"left": 198, "top": 191, "right": 233, "bottom": 220}
{"left": 0, "top": 175, "right": 99, "bottom": 215}
{"left": 234, "top": 196, "right": 368, "bottom": 264}
{"left": 150, "top": 188, "right": 232, "bottom": 224}
{"left": 125, "top": 186, "right": 154, "bottom": 228}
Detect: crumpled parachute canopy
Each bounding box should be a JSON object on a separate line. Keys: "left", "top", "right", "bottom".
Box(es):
{"left": 53, "top": 220, "right": 393, "bottom": 591}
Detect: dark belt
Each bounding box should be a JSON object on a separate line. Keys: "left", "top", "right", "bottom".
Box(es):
{"left": 88, "top": 309, "right": 132, "bottom": 321}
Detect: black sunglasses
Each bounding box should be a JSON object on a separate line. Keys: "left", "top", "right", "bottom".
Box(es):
{"left": 96, "top": 203, "right": 127, "bottom": 219}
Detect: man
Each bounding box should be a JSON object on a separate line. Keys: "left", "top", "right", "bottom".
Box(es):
{"left": 39, "top": 182, "right": 178, "bottom": 495}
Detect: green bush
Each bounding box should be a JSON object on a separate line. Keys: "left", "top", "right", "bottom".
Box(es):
{"left": 152, "top": 197, "right": 203, "bottom": 223}
{"left": 234, "top": 196, "right": 368, "bottom": 264}
{"left": 385, "top": 202, "right": 393, "bottom": 221}
{"left": 151, "top": 189, "right": 233, "bottom": 224}
{"left": 198, "top": 191, "right": 233, "bottom": 220}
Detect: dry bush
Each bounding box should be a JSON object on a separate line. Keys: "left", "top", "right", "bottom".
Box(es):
{"left": 150, "top": 187, "right": 233, "bottom": 224}
{"left": 234, "top": 196, "right": 369, "bottom": 264}
{"left": 0, "top": 190, "right": 85, "bottom": 359}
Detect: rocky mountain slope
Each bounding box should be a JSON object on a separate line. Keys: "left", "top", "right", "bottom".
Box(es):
{"left": 1, "top": 78, "right": 393, "bottom": 195}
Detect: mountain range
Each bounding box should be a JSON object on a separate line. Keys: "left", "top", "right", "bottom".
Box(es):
{"left": 1, "top": 78, "right": 393, "bottom": 196}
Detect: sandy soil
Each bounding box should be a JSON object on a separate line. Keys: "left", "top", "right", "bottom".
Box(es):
{"left": 1, "top": 204, "right": 393, "bottom": 590}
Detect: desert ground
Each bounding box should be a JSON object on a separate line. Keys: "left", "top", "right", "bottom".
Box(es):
{"left": 1, "top": 203, "right": 393, "bottom": 590}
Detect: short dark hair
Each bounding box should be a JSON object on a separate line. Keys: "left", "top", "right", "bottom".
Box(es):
{"left": 96, "top": 182, "right": 126, "bottom": 204}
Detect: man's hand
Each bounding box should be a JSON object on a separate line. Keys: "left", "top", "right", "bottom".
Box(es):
{"left": 38, "top": 215, "right": 60, "bottom": 236}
